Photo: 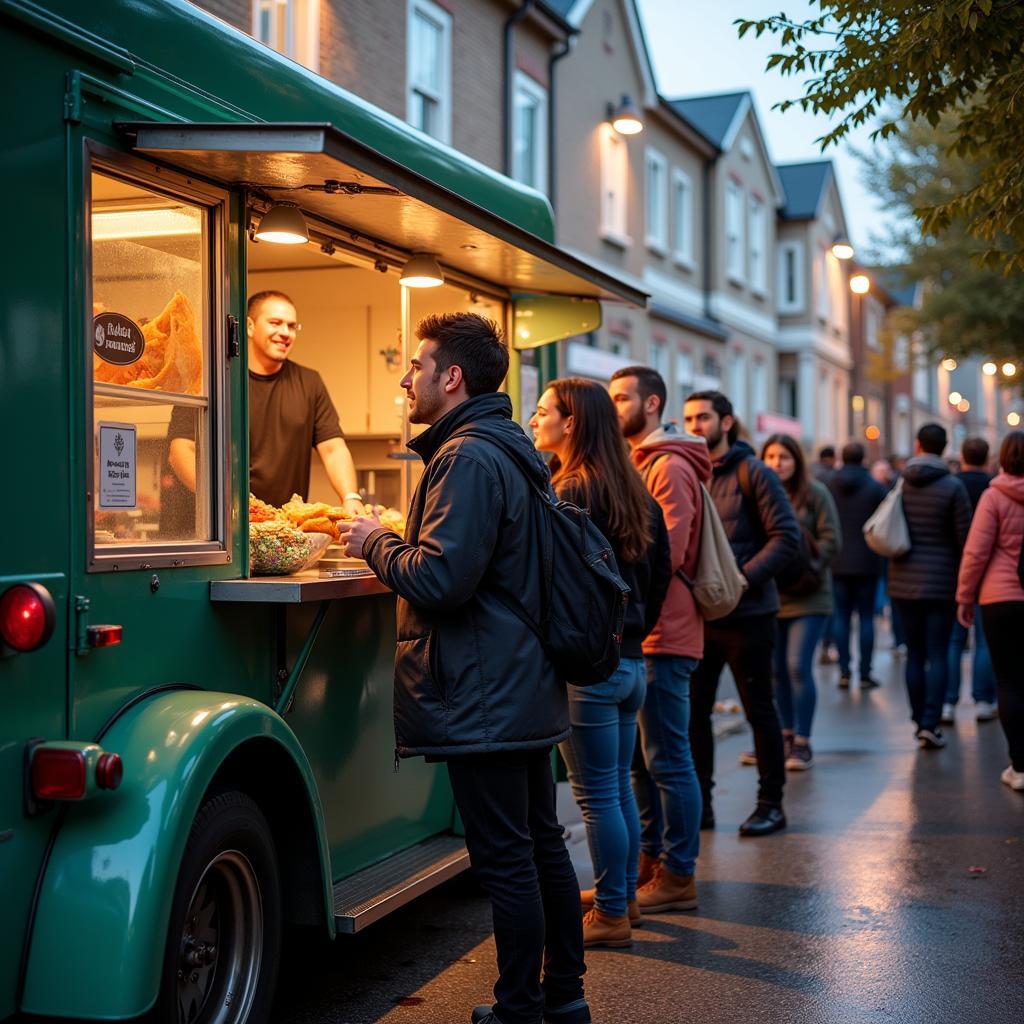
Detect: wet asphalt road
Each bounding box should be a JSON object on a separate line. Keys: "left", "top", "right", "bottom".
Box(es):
{"left": 273, "top": 638, "right": 1024, "bottom": 1024}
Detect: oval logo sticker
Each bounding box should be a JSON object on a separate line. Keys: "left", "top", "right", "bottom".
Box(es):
{"left": 94, "top": 312, "right": 145, "bottom": 365}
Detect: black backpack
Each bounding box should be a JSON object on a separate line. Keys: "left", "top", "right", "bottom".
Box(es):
{"left": 460, "top": 430, "right": 630, "bottom": 686}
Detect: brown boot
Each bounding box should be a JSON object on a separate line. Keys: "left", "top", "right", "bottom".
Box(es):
{"left": 636, "top": 865, "right": 698, "bottom": 913}
{"left": 637, "top": 851, "right": 659, "bottom": 889}
{"left": 579, "top": 889, "right": 643, "bottom": 926}
{"left": 582, "top": 907, "right": 632, "bottom": 948}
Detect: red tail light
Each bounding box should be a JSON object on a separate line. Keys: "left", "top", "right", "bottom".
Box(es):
{"left": 96, "top": 752, "right": 123, "bottom": 790}
{"left": 0, "top": 583, "right": 55, "bottom": 653}
{"left": 32, "top": 748, "right": 87, "bottom": 800}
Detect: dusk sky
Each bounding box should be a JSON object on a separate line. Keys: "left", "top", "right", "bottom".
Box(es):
{"left": 637, "top": 1, "right": 889, "bottom": 257}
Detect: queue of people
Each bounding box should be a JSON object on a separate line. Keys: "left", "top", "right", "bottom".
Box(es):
{"left": 333, "top": 314, "right": 1022, "bottom": 1024}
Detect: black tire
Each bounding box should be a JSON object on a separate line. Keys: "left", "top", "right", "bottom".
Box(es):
{"left": 154, "top": 790, "right": 281, "bottom": 1024}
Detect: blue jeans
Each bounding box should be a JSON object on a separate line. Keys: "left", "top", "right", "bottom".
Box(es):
{"left": 833, "top": 575, "right": 878, "bottom": 678}
{"left": 946, "top": 611, "right": 996, "bottom": 705}
{"left": 560, "top": 657, "right": 646, "bottom": 916}
{"left": 631, "top": 655, "right": 702, "bottom": 878}
{"left": 774, "top": 615, "right": 827, "bottom": 738}
{"left": 894, "top": 599, "right": 955, "bottom": 732}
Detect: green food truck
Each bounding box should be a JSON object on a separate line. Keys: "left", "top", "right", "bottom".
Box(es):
{"left": 0, "top": 1, "right": 644, "bottom": 1022}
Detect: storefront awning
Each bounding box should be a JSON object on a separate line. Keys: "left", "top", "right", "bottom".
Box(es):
{"left": 120, "top": 122, "right": 647, "bottom": 307}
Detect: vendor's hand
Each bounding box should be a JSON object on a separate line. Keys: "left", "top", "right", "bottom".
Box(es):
{"left": 957, "top": 602, "right": 974, "bottom": 629}
{"left": 343, "top": 497, "right": 366, "bottom": 516}
{"left": 336, "top": 508, "right": 382, "bottom": 559}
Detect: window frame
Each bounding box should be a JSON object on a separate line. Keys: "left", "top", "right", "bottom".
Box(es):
{"left": 600, "top": 126, "right": 631, "bottom": 247}
{"left": 725, "top": 179, "right": 745, "bottom": 285}
{"left": 644, "top": 147, "right": 668, "bottom": 254}
{"left": 251, "top": 0, "right": 320, "bottom": 72}
{"left": 777, "top": 240, "right": 804, "bottom": 313}
{"left": 84, "top": 141, "right": 232, "bottom": 573}
{"left": 512, "top": 70, "right": 548, "bottom": 194}
{"left": 671, "top": 167, "right": 694, "bottom": 269}
{"left": 748, "top": 195, "right": 767, "bottom": 296}
{"left": 406, "top": 0, "right": 453, "bottom": 145}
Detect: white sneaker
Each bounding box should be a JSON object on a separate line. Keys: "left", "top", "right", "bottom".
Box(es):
{"left": 975, "top": 701, "right": 999, "bottom": 721}
{"left": 1001, "top": 765, "right": 1024, "bottom": 791}
{"left": 940, "top": 703, "right": 956, "bottom": 725}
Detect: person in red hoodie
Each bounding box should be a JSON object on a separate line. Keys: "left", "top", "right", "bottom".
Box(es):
{"left": 955, "top": 430, "right": 1024, "bottom": 792}
{"left": 608, "top": 366, "right": 712, "bottom": 913}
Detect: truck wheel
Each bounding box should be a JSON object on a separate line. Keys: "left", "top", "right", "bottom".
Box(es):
{"left": 156, "top": 790, "right": 281, "bottom": 1024}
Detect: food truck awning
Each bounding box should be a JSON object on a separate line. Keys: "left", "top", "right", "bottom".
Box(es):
{"left": 121, "top": 122, "right": 647, "bottom": 307}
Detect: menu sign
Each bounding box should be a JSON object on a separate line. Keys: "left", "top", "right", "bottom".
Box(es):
{"left": 98, "top": 422, "right": 137, "bottom": 509}
{"left": 94, "top": 312, "right": 145, "bottom": 365}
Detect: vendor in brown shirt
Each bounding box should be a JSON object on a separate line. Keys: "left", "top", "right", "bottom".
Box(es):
{"left": 166, "top": 290, "right": 363, "bottom": 518}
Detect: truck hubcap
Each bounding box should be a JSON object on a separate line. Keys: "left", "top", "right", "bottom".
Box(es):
{"left": 177, "top": 849, "right": 263, "bottom": 1024}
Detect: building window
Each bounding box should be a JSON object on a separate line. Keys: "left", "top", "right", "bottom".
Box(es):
{"left": 752, "top": 358, "right": 767, "bottom": 414}
{"left": 407, "top": 0, "right": 452, "bottom": 144}
{"left": 651, "top": 340, "right": 669, "bottom": 379}
{"left": 728, "top": 348, "right": 745, "bottom": 419}
{"left": 748, "top": 197, "right": 766, "bottom": 295}
{"left": 677, "top": 349, "right": 694, "bottom": 410}
{"left": 725, "top": 179, "right": 745, "bottom": 284}
{"left": 814, "top": 249, "right": 830, "bottom": 321}
{"left": 672, "top": 168, "right": 694, "bottom": 266}
{"left": 252, "top": 0, "right": 319, "bottom": 71}
{"left": 600, "top": 126, "right": 629, "bottom": 245}
{"left": 644, "top": 148, "right": 668, "bottom": 253}
{"left": 512, "top": 72, "right": 548, "bottom": 192}
{"left": 777, "top": 241, "right": 804, "bottom": 314}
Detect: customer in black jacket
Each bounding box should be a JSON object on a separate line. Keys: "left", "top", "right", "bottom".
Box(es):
{"left": 889, "top": 423, "right": 972, "bottom": 750}
{"left": 827, "top": 443, "right": 887, "bottom": 689}
{"left": 683, "top": 391, "right": 800, "bottom": 837}
{"left": 339, "top": 313, "right": 588, "bottom": 1024}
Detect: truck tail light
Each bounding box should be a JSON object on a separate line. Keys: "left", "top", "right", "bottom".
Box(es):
{"left": 0, "top": 582, "right": 55, "bottom": 653}
{"left": 32, "top": 747, "right": 87, "bottom": 800}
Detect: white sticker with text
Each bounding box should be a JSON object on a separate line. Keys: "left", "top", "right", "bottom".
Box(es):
{"left": 98, "top": 422, "right": 137, "bottom": 509}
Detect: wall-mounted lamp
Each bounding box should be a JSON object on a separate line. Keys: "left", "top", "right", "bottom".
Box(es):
{"left": 941, "top": 357, "right": 958, "bottom": 372}
{"left": 831, "top": 235, "right": 854, "bottom": 260}
{"left": 608, "top": 95, "right": 644, "bottom": 135}
{"left": 849, "top": 273, "right": 870, "bottom": 295}
{"left": 400, "top": 253, "right": 444, "bottom": 288}
{"left": 254, "top": 202, "right": 309, "bottom": 244}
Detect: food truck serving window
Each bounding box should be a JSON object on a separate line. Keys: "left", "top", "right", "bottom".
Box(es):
{"left": 88, "top": 159, "right": 229, "bottom": 569}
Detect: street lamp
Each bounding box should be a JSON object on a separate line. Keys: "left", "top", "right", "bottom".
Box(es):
{"left": 849, "top": 273, "right": 870, "bottom": 294}
{"left": 941, "top": 357, "right": 958, "bottom": 372}
{"left": 1002, "top": 361, "right": 1018, "bottom": 377}
{"left": 1009, "top": 411, "right": 1022, "bottom": 427}
{"left": 957, "top": 398, "right": 970, "bottom": 413}
{"left": 982, "top": 361, "right": 998, "bottom": 375}
{"left": 948, "top": 391, "right": 963, "bottom": 405}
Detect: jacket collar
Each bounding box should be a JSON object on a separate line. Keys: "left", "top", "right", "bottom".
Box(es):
{"left": 407, "top": 392, "right": 514, "bottom": 463}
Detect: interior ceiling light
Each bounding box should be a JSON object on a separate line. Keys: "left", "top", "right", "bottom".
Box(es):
{"left": 399, "top": 253, "right": 444, "bottom": 288}
{"left": 254, "top": 202, "right": 309, "bottom": 244}
{"left": 831, "top": 235, "right": 854, "bottom": 260}
{"left": 609, "top": 95, "right": 644, "bottom": 135}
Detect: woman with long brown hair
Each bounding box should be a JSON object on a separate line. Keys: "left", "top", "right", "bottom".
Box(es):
{"left": 530, "top": 378, "right": 671, "bottom": 949}
{"left": 757, "top": 432, "right": 841, "bottom": 770}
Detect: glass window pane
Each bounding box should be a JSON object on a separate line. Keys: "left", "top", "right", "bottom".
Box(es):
{"left": 91, "top": 171, "right": 212, "bottom": 546}
{"left": 412, "top": 10, "right": 441, "bottom": 92}
{"left": 514, "top": 93, "right": 537, "bottom": 187}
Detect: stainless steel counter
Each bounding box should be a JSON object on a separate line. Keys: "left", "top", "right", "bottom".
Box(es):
{"left": 210, "top": 570, "right": 391, "bottom": 603}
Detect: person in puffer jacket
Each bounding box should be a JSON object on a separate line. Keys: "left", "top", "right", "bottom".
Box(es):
{"left": 683, "top": 390, "right": 800, "bottom": 839}
{"left": 955, "top": 430, "right": 1024, "bottom": 792}
{"left": 888, "top": 422, "right": 971, "bottom": 751}
{"left": 339, "top": 313, "right": 588, "bottom": 1024}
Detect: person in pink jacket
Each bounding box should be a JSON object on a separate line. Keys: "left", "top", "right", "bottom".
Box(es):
{"left": 955, "top": 430, "right": 1024, "bottom": 792}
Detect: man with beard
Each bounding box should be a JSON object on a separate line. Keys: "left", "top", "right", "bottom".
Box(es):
{"left": 682, "top": 390, "right": 800, "bottom": 836}
{"left": 338, "top": 313, "right": 589, "bottom": 1024}
{"left": 608, "top": 366, "right": 711, "bottom": 913}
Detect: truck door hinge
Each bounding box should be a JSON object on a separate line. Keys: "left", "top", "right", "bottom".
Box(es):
{"left": 74, "top": 595, "right": 91, "bottom": 656}
{"left": 226, "top": 314, "right": 240, "bottom": 359}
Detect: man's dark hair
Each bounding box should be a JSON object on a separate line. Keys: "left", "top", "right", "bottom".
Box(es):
{"left": 961, "top": 436, "right": 989, "bottom": 468}
{"left": 917, "top": 422, "right": 948, "bottom": 456}
{"left": 842, "top": 442, "right": 865, "bottom": 465}
{"left": 247, "top": 289, "right": 294, "bottom": 318}
{"left": 818, "top": 445, "right": 836, "bottom": 460}
{"left": 610, "top": 365, "right": 667, "bottom": 417}
{"left": 417, "top": 313, "right": 509, "bottom": 396}
{"left": 685, "top": 389, "right": 738, "bottom": 444}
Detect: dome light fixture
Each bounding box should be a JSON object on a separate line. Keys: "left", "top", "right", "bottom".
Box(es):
{"left": 849, "top": 273, "right": 870, "bottom": 295}
{"left": 399, "top": 253, "right": 444, "bottom": 288}
{"left": 831, "top": 235, "right": 854, "bottom": 260}
{"left": 608, "top": 95, "right": 644, "bottom": 136}
{"left": 254, "top": 202, "right": 309, "bottom": 245}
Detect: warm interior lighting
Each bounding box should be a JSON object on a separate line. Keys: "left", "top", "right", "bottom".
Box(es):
{"left": 609, "top": 95, "right": 644, "bottom": 135}
{"left": 399, "top": 253, "right": 444, "bottom": 288}
{"left": 254, "top": 202, "right": 309, "bottom": 244}
{"left": 92, "top": 207, "right": 201, "bottom": 241}
{"left": 849, "top": 274, "right": 870, "bottom": 295}
{"left": 832, "top": 236, "right": 854, "bottom": 260}
{"left": 948, "top": 391, "right": 962, "bottom": 405}
{"left": 865, "top": 424, "right": 881, "bottom": 441}
{"left": 982, "top": 361, "right": 998, "bottom": 376}
{"left": 1008, "top": 411, "right": 1022, "bottom": 426}
{"left": 941, "top": 357, "right": 958, "bottom": 372}
{"left": 957, "top": 398, "right": 971, "bottom": 413}
{"left": 851, "top": 394, "right": 865, "bottom": 412}
{"left": 1002, "top": 362, "right": 1017, "bottom": 377}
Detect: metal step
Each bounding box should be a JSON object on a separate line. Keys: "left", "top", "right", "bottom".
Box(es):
{"left": 332, "top": 833, "right": 470, "bottom": 933}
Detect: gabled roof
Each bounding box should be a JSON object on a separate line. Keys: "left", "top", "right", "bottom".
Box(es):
{"left": 776, "top": 161, "right": 833, "bottom": 220}
{"left": 668, "top": 92, "right": 749, "bottom": 149}
{"left": 872, "top": 267, "right": 919, "bottom": 309}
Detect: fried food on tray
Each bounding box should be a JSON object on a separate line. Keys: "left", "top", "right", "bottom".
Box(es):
{"left": 94, "top": 291, "right": 202, "bottom": 395}
{"left": 299, "top": 517, "right": 340, "bottom": 541}
{"left": 249, "top": 493, "right": 404, "bottom": 541}
{"left": 248, "top": 493, "right": 282, "bottom": 523}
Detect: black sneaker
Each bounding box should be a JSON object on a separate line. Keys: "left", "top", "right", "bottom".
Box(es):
{"left": 543, "top": 998, "right": 592, "bottom": 1024}
{"left": 860, "top": 676, "right": 880, "bottom": 690}
{"left": 839, "top": 674, "right": 851, "bottom": 689}
{"left": 700, "top": 806, "right": 716, "bottom": 830}
{"left": 785, "top": 742, "right": 813, "bottom": 770}
{"left": 472, "top": 1007, "right": 504, "bottom": 1024}
{"left": 916, "top": 727, "right": 947, "bottom": 749}
{"left": 738, "top": 804, "right": 786, "bottom": 836}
